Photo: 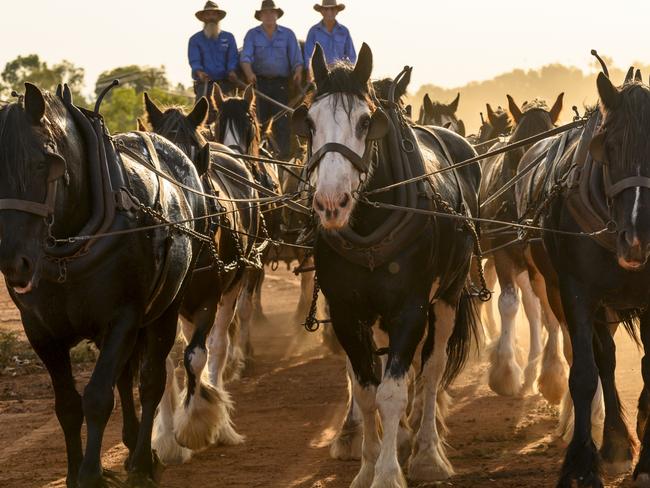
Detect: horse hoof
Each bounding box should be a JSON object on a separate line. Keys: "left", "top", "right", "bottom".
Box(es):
{"left": 329, "top": 429, "right": 362, "bottom": 460}
{"left": 488, "top": 353, "right": 523, "bottom": 397}
{"left": 126, "top": 472, "right": 158, "bottom": 488}
{"left": 407, "top": 445, "right": 454, "bottom": 482}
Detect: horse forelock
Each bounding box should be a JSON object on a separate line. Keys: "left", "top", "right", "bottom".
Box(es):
{"left": 215, "top": 96, "right": 260, "bottom": 156}
{"left": 0, "top": 93, "right": 67, "bottom": 192}
{"left": 156, "top": 107, "right": 206, "bottom": 152}
{"left": 308, "top": 63, "right": 375, "bottom": 112}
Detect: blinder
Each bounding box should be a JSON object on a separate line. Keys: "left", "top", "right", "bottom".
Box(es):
{"left": 0, "top": 142, "right": 67, "bottom": 218}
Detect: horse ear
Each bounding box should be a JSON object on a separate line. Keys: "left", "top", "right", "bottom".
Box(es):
{"left": 196, "top": 143, "right": 212, "bottom": 176}
{"left": 405, "top": 104, "right": 412, "bottom": 118}
{"left": 443, "top": 122, "right": 452, "bottom": 129}
{"left": 367, "top": 108, "right": 389, "bottom": 140}
{"left": 24, "top": 83, "right": 45, "bottom": 124}
{"left": 62, "top": 83, "right": 73, "bottom": 105}
{"left": 395, "top": 69, "right": 411, "bottom": 99}
{"left": 486, "top": 103, "right": 498, "bottom": 126}
{"left": 312, "top": 43, "right": 329, "bottom": 85}
{"left": 589, "top": 131, "right": 607, "bottom": 163}
{"left": 55, "top": 84, "right": 63, "bottom": 99}
{"left": 291, "top": 104, "right": 310, "bottom": 139}
{"left": 507, "top": 94, "right": 523, "bottom": 123}
{"left": 352, "top": 43, "right": 373, "bottom": 87}
{"left": 136, "top": 118, "right": 148, "bottom": 131}
{"left": 635, "top": 69, "right": 643, "bottom": 83}
{"left": 457, "top": 119, "right": 466, "bottom": 137}
{"left": 243, "top": 84, "right": 256, "bottom": 106}
{"left": 212, "top": 83, "right": 226, "bottom": 109}
{"left": 549, "top": 92, "right": 564, "bottom": 124}
{"left": 597, "top": 72, "right": 620, "bottom": 111}
{"left": 187, "top": 97, "right": 209, "bottom": 128}
{"left": 624, "top": 66, "right": 635, "bottom": 84}
{"left": 423, "top": 94, "right": 433, "bottom": 117}
{"left": 144, "top": 92, "right": 164, "bottom": 129}
{"left": 449, "top": 92, "right": 460, "bottom": 113}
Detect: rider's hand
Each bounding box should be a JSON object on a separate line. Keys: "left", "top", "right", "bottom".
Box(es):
{"left": 247, "top": 73, "right": 257, "bottom": 85}
{"left": 293, "top": 69, "right": 303, "bottom": 87}
{"left": 196, "top": 70, "right": 209, "bottom": 82}
{"left": 228, "top": 71, "right": 239, "bottom": 83}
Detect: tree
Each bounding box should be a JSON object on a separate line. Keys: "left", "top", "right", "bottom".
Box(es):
{"left": 94, "top": 65, "right": 170, "bottom": 97}
{"left": 1, "top": 54, "right": 85, "bottom": 100}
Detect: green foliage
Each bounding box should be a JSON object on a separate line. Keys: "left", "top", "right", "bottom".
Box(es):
{"left": 1, "top": 54, "right": 86, "bottom": 102}
{"left": 95, "top": 65, "right": 170, "bottom": 96}
{"left": 100, "top": 85, "right": 193, "bottom": 133}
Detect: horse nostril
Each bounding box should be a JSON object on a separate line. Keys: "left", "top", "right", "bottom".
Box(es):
{"left": 18, "top": 256, "right": 32, "bottom": 275}
{"left": 314, "top": 195, "right": 325, "bottom": 212}
{"left": 339, "top": 193, "right": 350, "bottom": 208}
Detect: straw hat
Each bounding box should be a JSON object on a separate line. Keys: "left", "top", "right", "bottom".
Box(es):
{"left": 314, "top": 0, "right": 345, "bottom": 12}
{"left": 255, "top": 0, "right": 284, "bottom": 21}
{"left": 195, "top": 1, "right": 226, "bottom": 22}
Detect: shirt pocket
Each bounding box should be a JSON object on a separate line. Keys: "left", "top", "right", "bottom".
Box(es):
{"left": 334, "top": 33, "right": 347, "bottom": 56}
{"left": 272, "top": 39, "right": 288, "bottom": 61}
{"left": 253, "top": 40, "right": 268, "bottom": 61}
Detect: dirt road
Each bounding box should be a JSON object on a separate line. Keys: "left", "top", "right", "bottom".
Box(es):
{"left": 0, "top": 269, "right": 645, "bottom": 487}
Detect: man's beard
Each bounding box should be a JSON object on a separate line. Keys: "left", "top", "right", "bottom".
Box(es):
{"left": 203, "top": 22, "right": 221, "bottom": 39}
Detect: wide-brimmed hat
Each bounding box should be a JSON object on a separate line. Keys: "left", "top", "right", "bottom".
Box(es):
{"left": 255, "top": 0, "right": 284, "bottom": 21}
{"left": 314, "top": 0, "right": 345, "bottom": 12}
{"left": 195, "top": 1, "right": 226, "bottom": 22}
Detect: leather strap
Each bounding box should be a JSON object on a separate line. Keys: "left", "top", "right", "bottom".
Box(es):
{"left": 605, "top": 175, "right": 650, "bottom": 198}
{"left": 307, "top": 142, "right": 372, "bottom": 175}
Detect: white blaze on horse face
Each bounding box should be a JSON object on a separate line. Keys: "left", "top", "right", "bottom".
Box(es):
{"left": 223, "top": 120, "right": 241, "bottom": 152}
{"left": 309, "top": 94, "right": 370, "bottom": 230}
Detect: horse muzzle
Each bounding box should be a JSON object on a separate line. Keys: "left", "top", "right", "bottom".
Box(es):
{"left": 617, "top": 231, "right": 650, "bottom": 271}
{"left": 0, "top": 250, "right": 38, "bottom": 294}
{"left": 313, "top": 191, "right": 353, "bottom": 230}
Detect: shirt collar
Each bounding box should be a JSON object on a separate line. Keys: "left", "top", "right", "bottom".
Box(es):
{"left": 317, "top": 21, "right": 340, "bottom": 33}
{"left": 256, "top": 24, "right": 284, "bottom": 34}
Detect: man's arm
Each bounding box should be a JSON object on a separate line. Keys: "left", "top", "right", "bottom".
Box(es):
{"left": 240, "top": 30, "right": 257, "bottom": 84}
{"left": 288, "top": 30, "right": 304, "bottom": 86}
{"left": 226, "top": 33, "right": 240, "bottom": 82}
{"left": 188, "top": 35, "right": 207, "bottom": 81}
{"left": 345, "top": 30, "right": 357, "bottom": 64}
{"left": 303, "top": 28, "right": 316, "bottom": 83}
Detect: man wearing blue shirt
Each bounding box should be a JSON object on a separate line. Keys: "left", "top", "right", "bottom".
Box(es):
{"left": 304, "top": 0, "right": 356, "bottom": 83}
{"left": 188, "top": 1, "right": 239, "bottom": 120}
{"left": 241, "top": 0, "right": 303, "bottom": 159}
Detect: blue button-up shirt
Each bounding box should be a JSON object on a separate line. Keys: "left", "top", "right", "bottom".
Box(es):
{"left": 241, "top": 25, "right": 303, "bottom": 78}
{"left": 304, "top": 21, "right": 356, "bottom": 68}
{"left": 188, "top": 30, "right": 239, "bottom": 81}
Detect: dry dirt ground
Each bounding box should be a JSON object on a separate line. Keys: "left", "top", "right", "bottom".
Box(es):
{"left": 0, "top": 268, "right": 646, "bottom": 487}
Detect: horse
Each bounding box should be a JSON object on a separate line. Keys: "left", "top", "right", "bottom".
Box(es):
{"left": 480, "top": 93, "right": 567, "bottom": 401}
{"left": 469, "top": 104, "right": 513, "bottom": 154}
{"left": 417, "top": 92, "right": 466, "bottom": 136}
{"left": 142, "top": 93, "right": 265, "bottom": 462}
{"left": 0, "top": 83, "right": 207, "bottom": 487}
{"left": 513, "top": 69, "right": 650, "bottom": 486}
{"left": 292, "top": 43, "right": 480, "bottom": 485}
{"left": 210, "top": 83, "right": 288, "bottom": 332}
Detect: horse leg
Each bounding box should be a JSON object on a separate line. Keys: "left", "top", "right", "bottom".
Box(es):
{"left": 330, "top": 361, "right": 362, "bottom": 461}
{"left": 250, "top": 267, "right": 269, "bottom": 325}
{"left": 633, "top": 310, "right": 650, "bottom": 485}
{"left": 235, "top": 271, "right": 256, "bottom": 374}
{"left": 557, "top": 276, "right": 602, "bottom": 488}
{"left": 514, "top": 269, "right": 543, "bottom": 396}
{"left": 482, "top": 257, "right": 499, "bottom": 342}
{"left": 528, "top": 262, "right": 568, "bottom": 405}
{"left": 152, "top": 356, "right": 192, "bottom": 465}
{"left": 327, "top": 303, "right": 381, "bottom": 488}
{"left": 29, "top": 337, "right": 83, "bottom": 488}
{"left": 205, "top": 282, "right": 245, "bottom": 445}
{"left": 371, "top": 299, "right": 428, "bottom": 488}
{"left": 77, "top": 312, "right": 138, "bottom": 487}
{"left": 593, "top": 319, "right": 634, "bottom": 475}
{"left": 489, "top": 251, "right": 523, "bottom": 396}
{"left": 127, "top": 306, "right": 178, "bottom": 485}
{"left": 409, "top": 300, "right": 456, "bottom": 481}
{"left": 295, "top": 256, "right": 315, "bottom": 322}
{"left": 117, "top": 356, "right": 140, "bottom": 471}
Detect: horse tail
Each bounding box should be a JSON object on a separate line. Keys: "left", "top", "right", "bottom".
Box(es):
{"left": 441, "top": 289, "right": 480, "bottom": 389}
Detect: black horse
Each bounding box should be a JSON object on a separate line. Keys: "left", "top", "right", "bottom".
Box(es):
{"left": 0, "top": 84, "right": 207, "bottom": 487}
{"left": 418, "top": 92, "right": 465, "bottom": 136}
{"left": 142, "top": 93, "right": 267, "bottom": 461}
{"left": 514, "top": 71, "right": 650, "bottom": 487}
{"left": 469, "top": 104, "right": 512, "bottom": 153}
{"left": 292, "top": 43, "right": 479, "bottom": 485}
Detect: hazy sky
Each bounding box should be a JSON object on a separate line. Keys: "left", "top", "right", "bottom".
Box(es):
{"left": 2, "top": 0, "right": 649, "bottom": 95}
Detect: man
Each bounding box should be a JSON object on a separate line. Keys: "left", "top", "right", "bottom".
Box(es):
{"left": 304, "top": 0, "right": 356, "bottom": 82}
{"left": 241, "top": 0, "right": 303, "bottom": 159}
{"left": 188, "top": 1, "right": 239, "bottom": 119}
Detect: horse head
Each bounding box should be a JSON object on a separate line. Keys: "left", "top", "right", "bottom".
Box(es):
{"left": 292, "top": 43, "right": 388, "bottom": 230}
{"left": 212, "top": 84, "right": 259, "bottom": 156}
{"left": 589, "top": 73, "right": 650, "bottom": 270}
{"left": 419, "top": 92, "right": 465, "bottom": 136}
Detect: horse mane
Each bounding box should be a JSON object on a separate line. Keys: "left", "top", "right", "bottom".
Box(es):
{"left": 0, "top": 93, "right": 67, "bottom": 191}
{"left": 215, "top": 95, "right": 261, "bottom": 157}
{"left": 600, "top": 82, "right": 650, "bottom": 171}
{"left": 148, "top": 106, "right": 207, "bottom": 148}
{"left": 307, "top": 61, "right": 376, "bottom": 116}
{"left": 521, "top": 98, "right": 549, "bottom": 112}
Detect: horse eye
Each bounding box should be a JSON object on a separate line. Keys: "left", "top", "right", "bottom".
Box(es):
{"left": 360, "top": 116, "right": 371, "bottom": 129}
